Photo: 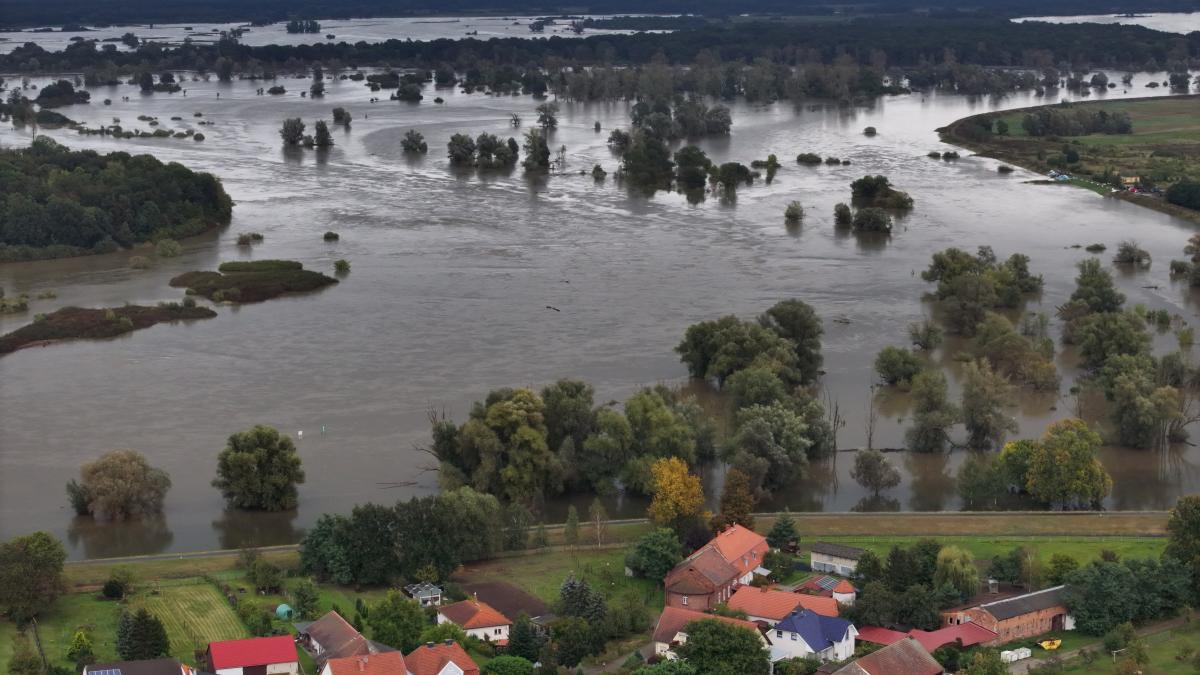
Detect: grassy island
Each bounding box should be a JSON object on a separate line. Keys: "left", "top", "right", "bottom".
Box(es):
{"left": 169, "top": 260, "right": 337, "bottom": 303}
{"left": 0, "top": 137, "right": 233, "bottom": 261}
{"left": 0, "top": 303, "right": 216, "bottom": 355}
{"left": 941, "top": 95, "right": 1200, "bottom": 222}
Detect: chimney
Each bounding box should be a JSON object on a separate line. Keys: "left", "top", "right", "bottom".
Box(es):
{"left": 444, "top": 639, "right": 454, "bottom": 646}
{"left": 426, "top": 641, "right": 435, "bottom": 648}
{"left": 358, "top": 656, "right": 366, "bottom": 672}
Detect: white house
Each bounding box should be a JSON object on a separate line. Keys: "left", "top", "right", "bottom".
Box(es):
{"left": 436, "top": 599, "right": 511, "bottom": 644}
{"left": 769, "top": 609, "right": 858, "bottom": 663}
{"left": 810, "top": 542, "right": 867, "bottom": 577}
{"left": 405, "top": 641, "right": 480, "bottom": 675}
{"left": 652, "top": 606, "right": 769, "bottom": 660}
{"left": 207, "top": 636, "right": 300, "bottom": 675}
{"left": 404, "top": 582, "right": 444, "bottom": 607}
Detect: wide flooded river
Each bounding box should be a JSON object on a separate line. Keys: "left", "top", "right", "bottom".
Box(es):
{"left": 1, "top": 70, "right": 1198, "bottom": 558}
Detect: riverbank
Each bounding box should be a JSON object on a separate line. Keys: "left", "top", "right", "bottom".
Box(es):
{"left": 939, "top": 94, "right": 1200, "bottom": 225}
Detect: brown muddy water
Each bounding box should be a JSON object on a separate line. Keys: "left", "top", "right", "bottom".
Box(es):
{"left": 1, "top": 71, "right": 1198, "bottom": 558}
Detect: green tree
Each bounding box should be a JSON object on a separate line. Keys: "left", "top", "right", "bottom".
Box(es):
{"left": 853, "top": 550, "right": 886, "bottom": 586}
{"left": 579, "top": 408, "right": 634, "bottom": 492}
{"left": 961, "top": 359, "right": 1017, "bottom": 450}
{"left": 9, "top": 632, "right": 42, "bottom": 675}
{"left": 118, "top": 608, "right": 169, "bottom": 660}
{"left": 851, "top": 448, "right": 900, "bottom": 496}
{"left": 933, "top": 546, "right": 979, "bottom": 601}
{"left": 905, "top": 370, "right": 959, "bottom": 453}
{"left": 280, "top": 118, "right": 305, "bottom": 145}
{"left": 522, "top": 129, "right": 551, "bottom": 172}
{"left": 401, "top": 130, "right": 428, "bottom": 154}
{"left": 957, "top": 452, "right": 1005, "bottom": 509}
{"left": 508, "top": 613, "right": 545, "bottom": 662}
{"left": 67, "top": 629, "right": 95, "bottom": 667}
{"left": 551, "top": 616, "right": 593, "bottom": 667}
{"left": 212, "top": 425, "right": 306, "bottom": 511}
{"left": 833, "top": 203, "right": 852, "bottom": 226}
{"left": 447, "top": 133, "right": 477, "bottom": 165}
{"left": 759, "top": 299, "right": 824, "bottom": 385}
{"left": 540, "top": 379, "right": 596, "bottom": 455}
{"left": 725, "top": 367, "right": 788, "bottom": 409}
{"left": 1063, "top": 561, "right": 1136, "bottom": 634}
{"left": 674, "top": 145, "right": 713, "bottom": 191}
{"left": 633, "top": 661, "right": 698, "bottom": 675}
{"left": 1070, "top": 258, "right": 1125, "bottom": 314}
{"left": 1046, "top": 554, "right": 1080, "bottom": 586}
{"left": 1165, "top": 494, "right": 1200, "bottom": 563}
{"left": 369, "top": 590, "right": 425, "bottom": 652}
{"left": 564, "top": 505, "right": 580, "bottom": 546}
{"left": 504, "top": 502, "right": 533, "bottom": 551}
{"left": 536, "top": 102, "right": 559, "bottom": 130}
{"left": 483, "top": 655, "right": 536, "bottom": 675}
{"left": 1077, "top": 310, "right": 1150, "bottom": 372}
{"left": 290, "top": 578, "right": 320, "bottom": 619}
{"left": 588, "top": 497, "right": 609, "bottom": 547}
{"left": 714, "top": 468, "right": 757, "bottom": 530}
{"left": 730, "top": 402, "right": 812, "bottom": 493}
{"left": 676, "top": 315, "right": 798, "bottom": 386}
{"left": 0, "top": 531, "right": 66, "bottom": 622}
{"left": 962, "top": 649, "right": 1008, "bottom": 675}
{"left": 418, "top": 622, "right": 467, "bottom": 646}
{"left": 874, "top": 346, "right": 922, "bottom": 385}
{"left": 626, "top": 528, "right": 684, "bottom": 580}
{"left": 314, "top": 120, "right": 333, "bottom": 147}
{"left": 625, "top": 387, "right": 697, "bottom": 465}
{"left": 1024, "top": 419, "right": 1112, "bottom": 509}
{"left": 675, "top": 619, "right": 770, "bottom": 675}
{"left": 767, "top": 511, "right": 798, "bottom": 551}
{"left": 67, "top": 449, "right": 171, "bottom": 519}
{"left": 249, "top": 559, "right": 283, "bottom": 592}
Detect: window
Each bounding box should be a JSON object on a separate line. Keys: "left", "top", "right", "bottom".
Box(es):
{"left": 776, "top": 631, "right": 782, "bottom": 639}
{"left": 790, "top": 633, "right": 797, "bottom": 641}
{"left": 752, "top": 552, "right": 757, "bottom": 560}
{"left": 682, "top": 596, "right": 689, "bottom": 606}
{"left": 495, "top": 628, "right": 502, "bottom": 635}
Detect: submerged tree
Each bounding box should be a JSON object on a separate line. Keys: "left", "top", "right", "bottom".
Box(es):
{"left": 66, "top": 449, "right": 171, "bottom": 520}
{"left": 851, "top": 448, "right": 901, "bottom": 496}
{"left": 212, "top": 425, "right": 306, "bottom": 511}
{"left": 280, "top": 118, "right": 305, "bottom": 145}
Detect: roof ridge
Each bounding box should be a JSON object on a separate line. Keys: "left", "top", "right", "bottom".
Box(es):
{"left": 979, "top": 584, "right": 1065, "bottom": 607}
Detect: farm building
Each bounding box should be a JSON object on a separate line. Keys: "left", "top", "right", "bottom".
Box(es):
{"left": 858, "top": 621, "right": 998, "bottom": 653}
{"left": 809, "top": 542, "right": 866, "bottom": 576}
{"left": 404, "top": 581, "right": 444, "bottom": 607}
{"left": 768, "top": 609, "right": 858, "bottom": 663}
{"left": 319, "top": 652, "right": 408, "bottom": 675}
{"left": 85, "top": 659, "right": 199, "bottom": 675}
{"left": 206, "top": 635, "right": 300, "bottom": 675}
{"left": 941, "top": 585, "right": 1075, "bottom": 644}
{"left": 405, "top": 640, "right": 480, "bottom": 675}
{"left": 436, "top": 599, "right": 512, "bottom": 644}
{"left": 296, "top": 610, "right": 388, "bottom": 664}
{"left": 652, "top": 606, "right": 769, "bottom": 660}
{"left": 727, "top": 586, "right": 839, "bottom": 624}
{"left": 663, "top": 524, "right": 769, "bottom": 610}
{"left": 832, "top": 636, "right": 944, "bottom": 675}
{"left": 797, "top": 575, "right": 858, "bottom": 605}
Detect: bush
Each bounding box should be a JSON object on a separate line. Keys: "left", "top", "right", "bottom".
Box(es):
{"left": 155, "top": 239, "right": 182, "bottom": 258}
{"left": 852, "top": 207, "right": 892, "bottom": 233}
{"left": 334, "top": 259, "right": 350, "bottom": 274}
{"left": 942, "top": 151, "right": 960, "bottom": 160}
{"left": 193, "top": 133, "right": 205, "bottom": 141}
{"left": 323, "top": 231, "right": 340, "bottom": 241}
{"left": 863, "top": 126, "right": 878, "bottom": 136}
{"left": 784, "top": 201, "right": 804, "bottom": 222}
{"left": 129, "top": 256, "right": 149, "bottom": 269}
{"left": 875, "top": 346, "right": 922, "bottom": 385}
{"left": 796, "top": 153, "right": 822, "bottom": 165}
{"left": 834, "top": 203, "right": 853, "bottom": 227}
{"left": 1113, "top": 240, "right": 1150, "bottom": 265}
{"left": 102, "top": 579, "right": 125, "bottom": 599}
{"left": 927, "top": 151, "right": 942, "bottom": 159}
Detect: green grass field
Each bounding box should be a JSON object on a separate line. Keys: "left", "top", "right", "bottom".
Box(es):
{"left": 990, "top": 96, "right": 1200, "bottom": 145}
{"left": 806, "top": 535, "right": 1167, "bottom": 563}
{"left": 1057, "top": 622, "right": 1200, "bottom": 673}
{"left": 133, "top": 584, "right": 248, "bottom": 661}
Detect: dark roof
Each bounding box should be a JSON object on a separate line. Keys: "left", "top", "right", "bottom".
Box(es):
{"left": 978, "top": 585, "right": 1067, "bottom": 621}
{"left": 776, "top": 609, "right": 854, "bottom": 652}
{"left": 652, "top": 607, "right": 763, "bottom": 645}
{"left": 665, "top": 546, "right": 739, "bottom": 593}
{"left": 302, "top": 611, "right": 372, "bottom": 659}
{"left": 810, "top": 542, "right": 867, "bottom": 560}
{"left": 85, "top": 659, "right": 187, "bottom": 675}
{"left": 404, "top": 582, "right": 442, "bottom": 597}
{"left": 833, "top": 637, "right": 943, "bottom": 675}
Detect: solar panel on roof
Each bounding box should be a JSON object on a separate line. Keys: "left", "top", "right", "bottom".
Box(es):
{"left": 89, "top": 670, "right": 122, "bottom": 675}
{"left": 815, "top": 576, "right": 839, "bottom": 591}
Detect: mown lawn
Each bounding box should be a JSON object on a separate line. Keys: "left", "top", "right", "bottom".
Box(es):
{"left": 804, "top": 535, "right": 1166, "bottom": 563}
{"left": 1058, "top": 622, "right": 1200, "bottom": 673}
{"left": 133, "top": 583, "right": 248, "bottom": 661}
{"left": 459, "top": 547, "right": 663, "bottom": 609}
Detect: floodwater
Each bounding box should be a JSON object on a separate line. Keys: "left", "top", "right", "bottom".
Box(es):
{"left": 1014, "top": 12, "right": 1200, "bottom": 35}
{"left": 0, "top": 15, "right": 658, "bottom": 54}
{"left": 1, "top": 70, "right": 1199, "bottom": 559}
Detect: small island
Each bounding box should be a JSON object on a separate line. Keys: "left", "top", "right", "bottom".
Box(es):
{"left": 169, "top": 260, "right": 338, "bottom": 303}
{"left": 0, "top": 303, "right": 216, "bottom": 355}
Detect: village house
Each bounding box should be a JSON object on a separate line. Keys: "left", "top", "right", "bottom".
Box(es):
{"left": 436, "top": 599, "right": 512, "bottom": 644}
{"left": 809, "top": 542, "right": 866, "bottom": 577}
{"left": 767, "top": 609, "right": 858, "bottom": 663}
{"left": 797, "top": 575, "right": 858, "bottom": 606}
{"left": 296, "top": 611, "right": 377, "bottom": 664}
{"left": 319, "top": 652, "right": 408, "bottom": 675}
{"left": 405, "top": 581, "right": 444, "bottom": 607}
{"left": 727, "top": 586, "right": 840, "bottom": 624}
{"left": 405, "top": 640, "right": 481, "bottom": 675}
{"left": 833, "top": 636, "right": 944, "bottom": 675}
{"left": 663, "top": 524, "right": 769, "bottom": 610}
{"left": 207, "top": 635, "right": 300, "bottom": 675}
{"left": 651, "top": 606, "right": 769, "bottom": 660}
{"left": 85, "top": 659, "right": 199, "bottom": 675}
{"left": 941, "top": 585, "right": 1075, "bottom": 644}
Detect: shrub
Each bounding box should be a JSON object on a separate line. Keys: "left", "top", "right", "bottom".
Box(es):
{"left": 875, "top": 346, "right": 922, "bottom": 385}
{"left": 784, "top": 201, "right": 804, "bottom": 222}
{"left": 155, "top": 239, "right": 182, "bottom": 258}
{"left": 102, "top": 579, "right": 125, "bottom": 599}
{"left": 863, "top": 126, "right": 878, "bottom": 136}
{"left": 796, "top": 153, "right": 822, "bottom": 165}
{"left": 1113, "top": 240, "right": 1150, "bottom": 265}
{"left": 193, "top": 133, "right": 205, "bottom": 141}
{"left": 927, "top": 151, "right": 942, "bottom": 158}
{"left": 1085, "top": 243, "right": 1106, "bottom": 253}
{"left": 323, "top": 231, "right": 340, "bottom": 241}
{"left": 834, "top": 203, "right": 853, "bottom": 227}
{"left": 129, "top": 256, "right": 149, "bottom": 269}
{"left": 592, "top": 164, "right": 606, "bottom": 180}
{"left": 852, "top": 207, "right": 892, "bottom": 233}
{"left": 998, "top": 165, "right": 1014, "bottom": 173}
{"left": 942, "top": 151, "right": 960, "bottom": 160}
{"left": 334, "top": 259, "right": 350, "bottom": 274}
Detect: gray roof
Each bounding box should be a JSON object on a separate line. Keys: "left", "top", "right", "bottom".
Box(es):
{"left": 810, "top": 542, "right": 867, "bottom": 560}
{"left": 979, "top": 585, "right": 1067, "bottom": 621}
{"left": 86, "top": 659, "right": 188, "bottom": 675}
{"left": 405, "top": 582, "right": 443, "bottom": 597}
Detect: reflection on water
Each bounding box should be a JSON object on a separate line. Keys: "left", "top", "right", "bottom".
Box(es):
{"left": 2, "top": 70, "right": 1200, "bottom": 558}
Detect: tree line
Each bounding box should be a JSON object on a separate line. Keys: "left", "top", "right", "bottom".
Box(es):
{"left": 0, "top": 137, "right": 232, "bottom": 261}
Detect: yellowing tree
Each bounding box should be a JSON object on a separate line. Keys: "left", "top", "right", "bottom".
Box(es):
{"left": 648, "top": 457, "right": 704, "bottom": 525}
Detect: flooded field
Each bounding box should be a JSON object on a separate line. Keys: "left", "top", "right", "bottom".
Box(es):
{"left": 1, "top": 70, "right": 1198, "bottom": 558}
{"left": 1014, "top": 11, "right": 1200, "bottom": 34}
{"left": 0, "top": 15, "right": 656, "bottom": 54}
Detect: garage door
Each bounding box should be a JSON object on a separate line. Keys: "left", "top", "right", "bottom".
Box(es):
{"left": 244, "top": 666, "right": 267, "bottom": 675}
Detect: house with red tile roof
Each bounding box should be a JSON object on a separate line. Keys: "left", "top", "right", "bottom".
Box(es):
{"left": 663, "top": 524, "right": 769, "bottom": 611}
{"left": 405, "top": 640, "right": 480, "bottom": 675}
{"left": 319, "top": 652, "right": 408, "bottom": 675}
{"left": 797, "top": 575, "right": 858, "bottom": 606}
{"left": 832, "top": 636, "right": 943, "bottom": 675}
{"left": 206, "top": 635, "right": 299, "bottom": 675}
{"left": 727, "top": 586, "right": 840, "bottom": 624}
{"left": 940, "top": 585, "right": 1075, "bottom": 645}
{"left": 436, "top": 599, "right": 512, "bottom": 645}
{"left": 651, "top": 606, "right": 769, "bottom": 660}
{"left": 858, "top": 622, "right": 998, "bottom": 653}
{"left": 297, "top": 611, "right": 374, "bottom": 663}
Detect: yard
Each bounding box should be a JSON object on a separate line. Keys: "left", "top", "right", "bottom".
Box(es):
{"left": 802, "top": 534, "right": 1166, "bottom": 563}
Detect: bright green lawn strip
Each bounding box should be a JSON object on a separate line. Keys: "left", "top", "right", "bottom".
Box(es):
{"left": 806, "top": 535, "right": 1165, "bottom": 562}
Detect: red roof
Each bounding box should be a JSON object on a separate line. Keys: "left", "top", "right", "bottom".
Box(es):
{"left": 834, "top": 580, "right": 856, "bottom": 594}
{"left": 208, "top": 636, "right": 297, "bottom": 669}
{"left": 910, "top": 622, "right": 998, "bottom": 652}
{"left": 711, "top": 525, "right": 768, "bottom": 576}
{"left": 652, "top": 606, "right": 762, "bottom": 645}
{"left": 837, "top": 637, "right": 943, "bottom": 675}
{"left": 855, "top": 626, "right": 909, "bottom": 646}
{"left": 325, "top": 652, "right": 408, "bottom": 675}
{"left": 438, "top": 600, "right": 511, "bottom": 629}
{"left": 727, "top": 587, "right": 801, "bottom": 621}
{"left": 405, "top": 641, "right": 479, "bottom": 675}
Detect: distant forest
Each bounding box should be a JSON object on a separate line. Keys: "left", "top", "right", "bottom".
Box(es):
{"left": 4, "top": 18, "right": 1197, "bottom": 78}
{"left": 3, "top": 0, "right": 1200, "bottom": 28}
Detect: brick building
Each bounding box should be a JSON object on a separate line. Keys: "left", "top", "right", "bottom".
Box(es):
{"left": 941, "top": 585, "right": 1075, "bottom": 645}
{"left": 663, "top": 524, "right": 769, "bottom": 610}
